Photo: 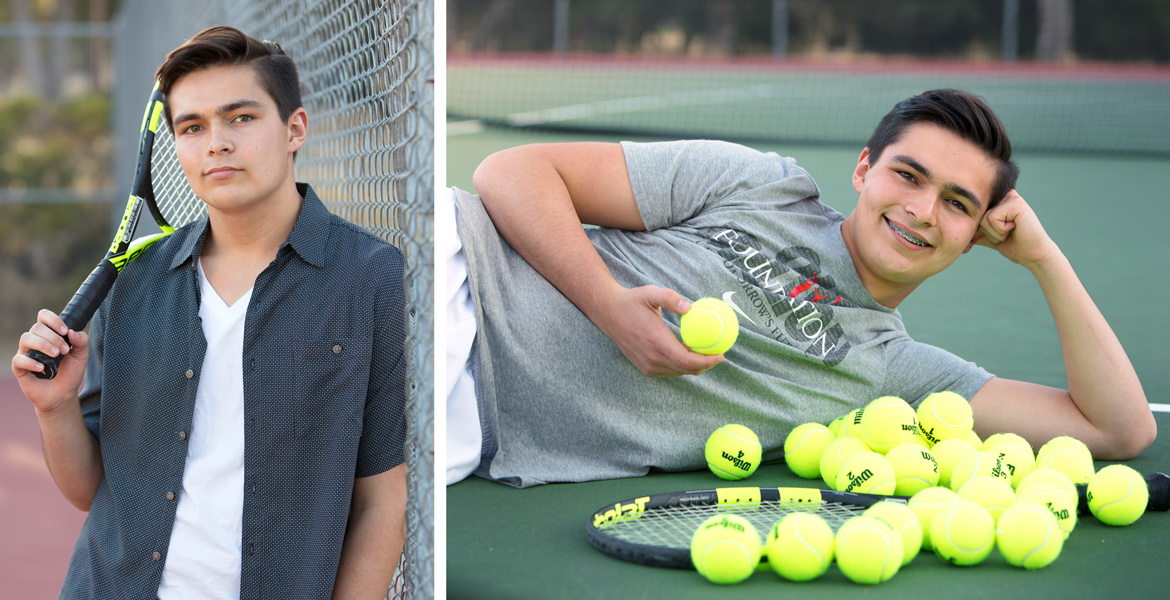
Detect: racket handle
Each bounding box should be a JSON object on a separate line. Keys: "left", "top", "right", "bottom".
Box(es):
{"left": 27, "top": 259, "right": 118, "bottom": 381}
{"left": 1076, "top": 472, "right": 1170, "bottom": 514}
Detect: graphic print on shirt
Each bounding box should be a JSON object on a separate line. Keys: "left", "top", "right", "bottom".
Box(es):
{"left": 701, "top": 225, "right": 854, "bottom": 367}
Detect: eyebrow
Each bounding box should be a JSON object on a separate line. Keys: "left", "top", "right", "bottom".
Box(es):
{"left": 172, "top": 99, "right": 265, "bottom": 128}
{"left": 891, "top": 154, "right": 983, "bottom": 213}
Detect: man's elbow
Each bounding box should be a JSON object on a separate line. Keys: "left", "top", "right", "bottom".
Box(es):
{"left": 1108, "top": 408, "right": 1157, "bottom": 460}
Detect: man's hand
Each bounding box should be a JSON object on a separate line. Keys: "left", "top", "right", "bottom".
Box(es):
{"left": 592, "top": 285, "right": 725, "bottom": 378}
{"left": 11, "top": 309, "right": 88, "bottom": 415}
{"left": 972, "top": 190, "right": 1060, "bottom": 270}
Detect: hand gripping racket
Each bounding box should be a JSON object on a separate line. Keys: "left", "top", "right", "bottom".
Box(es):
{"left": 587, "top": 474, "right": 1170, "bottom": 569}
{"left": 27, "top": 80, "right": 206, "bottom": 379}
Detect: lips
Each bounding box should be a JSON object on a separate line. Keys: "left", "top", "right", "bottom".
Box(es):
{"left": 205, "top": 166, "right": 241, "bottom": 179}
{"left": 885, "top": 217, "right": 932, "bottom": 248}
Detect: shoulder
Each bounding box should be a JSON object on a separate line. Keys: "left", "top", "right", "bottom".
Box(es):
{"left": 323, "top": 214, "right": 406, "bottom": 288}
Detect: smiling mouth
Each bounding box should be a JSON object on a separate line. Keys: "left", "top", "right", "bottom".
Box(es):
{"left": 885, "top": 217, "right": 931, "bottom": 248}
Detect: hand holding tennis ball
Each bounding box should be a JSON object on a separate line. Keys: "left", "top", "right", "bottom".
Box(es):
{"left": 680, "top": 297, "right": 739, "bottom": 355}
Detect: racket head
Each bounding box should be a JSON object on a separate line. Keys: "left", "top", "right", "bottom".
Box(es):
{"left": 586, "top": 486, "right": 906, "bottom": 569}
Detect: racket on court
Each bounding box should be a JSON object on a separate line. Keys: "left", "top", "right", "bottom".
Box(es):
{"left": 26, "top": 80, "right": 205, "bottom": 380}
{"left": 587, "top": 474, "right": 1170, "bottom": 569}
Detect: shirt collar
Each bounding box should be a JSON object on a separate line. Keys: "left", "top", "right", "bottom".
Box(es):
{"left": 170, "top": 183, "right": 329, "bottom": 271}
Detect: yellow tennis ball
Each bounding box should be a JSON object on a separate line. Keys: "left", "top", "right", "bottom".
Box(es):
{"left": 691, "top": 514, "right": 762, "bottom": 584}
{"left": 819, "top": 436, "right": 870, "bottom": 490}
{"left": 956, "top": 476, "right": 1016, "bottom": 523}
{"left": 834, "top": 516, "right": 903, "bottom": 584}
{"left": 1036, "top": 447, "right": 1095, "bottom": 485}
{"left": 1015, "top": 482, "right": 1078, "bottom": 539}
{"left": 988, "top": 444, "right": 1036, "bottom": 489}
{"left": 885, "top": 443, "right": 940, "bottom": 496}
{"left": 784, "top": 423, "right": 835, "bottom": 479}
{"left": 996, "top": 501, "right": 1064, "bottom": 569}
{"left": 827, "top": 414, "right": 847, "bottom": 437}
{"left": 980, "top": 432, "right": 1030, "bottom": 453}
{"left": 930, "top": 499, "right": 995, "bottom": 566}
{"left": 1087, "top": 464, "right": 1149, "bottom": 526}
{"left": 859, "top": 396, "right": 919, "bottom": 453}
{"left": 837, "top": 407, "right": 865, "bottom": 439}
{"left": 705, "top": 424, "right": 762, "bottom": 480}
{"left": 1038, "top": 435, "right": 1093, "bottom": 463}
{"left": 836, "top": 452, "right": 897, "bottom": 495}
{"left": 864, "top": 501, "right": 923, "bottom": 566}
{"left": 915, "top": 391, "right": 973, "bottom": 445}
{"left": 680, "top": 298, "right": 739, "bottom": 355}
{"left": 1017, "top": 468, "right": 1077, "bottom": 499}
{"left": 930, "top": 438, "right": 978, "bottom": 489}
{"left": 950, "top": 451, "right": 1010, "bottom": 491}
{"left": 764, "top": 513, "right": 834, "bottom": 581}
{"left": 965, "top": 429, "right": 983, "bottom": 449}
{"left": 907, "top": 486, "right": 960, "bottom": 550}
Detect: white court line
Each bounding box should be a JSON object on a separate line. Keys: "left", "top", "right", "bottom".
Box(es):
{"left": 447, "top": 120, "right": 485, "bottom": 136}
{"left": 507, "top": 84, "right": 777, "bottom": 126}
{"left": 1151, "top": 403, "right": 1170, "bottom": 413}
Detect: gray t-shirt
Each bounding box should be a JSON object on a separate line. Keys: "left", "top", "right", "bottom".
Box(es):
{"left": 455, "top": 139, "right": 993, "bottom": 488}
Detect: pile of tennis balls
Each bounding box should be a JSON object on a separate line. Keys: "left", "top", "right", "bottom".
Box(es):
{"left": 693, "top": 392, "right": 1152, "bottom": 585}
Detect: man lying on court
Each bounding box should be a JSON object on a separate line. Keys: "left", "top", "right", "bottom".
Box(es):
{"left": 12, "top": 26, "right": 407, "bottom": 599}
{"left": 444, "top": 89, "right": 1155, "bottom": 488}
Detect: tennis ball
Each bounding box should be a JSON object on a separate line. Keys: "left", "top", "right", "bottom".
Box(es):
{"left": 988, "top": 444, "right": 1036, "bottom": 489}
{"left": 965, "top": 429, "right": 983, "bottom": 449}
{"left": 996, "top": 501, "right": 1064, "bottom": 569}
{"left": 908, "top": 486, "right": 960, "bottom": 550}
{"left": 836, "top": 452, "right": 897, "bottom": 495}
{"left": 1036, "top": 447, "right": 1095, "bottom": 485}
{"left": 705, "top": 424, "right": 762, "bottom": 480}
{"left": 949, "top": 451, "right": 1010, "bottom": 491}
{"left": 1038, "top": 436, "right": 1093, "bottom": 463}
{"left": 981, "top": 432, "right": 1030, "bottom": 453}
{"left": 930, "top": 438, "right": 978, "bottom": 489}
{"left": 930, "top": 499, "right": 995, "bottom": 566}
{"left": 764, "top": 513, "right": 834, "bottom": 581}
{"left": 1087, "top": 464, "right": 1149, "bottom": 526}
{"left": 680, "top": 298, "right": 739, "bottom": 355}
{"left": 834, "top": 516, "right": 903, "bottom": 584}
{"left": 1017, "top": 468, "right": 1077, "bottom": 500}
{"left": 819, "top": 436, "right": 870, "bottom": 490}
{"left": 956, "top": 476, "right": 1016, "bottom": 523}
{"left": 1015, "top": 482, "right": 1078, "bottom": 539}
{"left": 827, "top": 414, "right": 847, "bottom": 437}
{"left": 916, "top": 391, "right": 973, "bottom": 445}
{"left": 691, "top": 514, "right": 762, "bottom": 584}
{"left": 784, "top": 423, "right": 835, "bottom": 479}
{"left": 837, "top": 408, "right": 865, "bottom": 439}
{"left": 885, "top": 443, "right": 940, "bottom": 496}
{"left": 859, "top": 396, "right": 919, "bottom": 453}
{"left": 864, "top": 501, "right": 923, "bottom": 566}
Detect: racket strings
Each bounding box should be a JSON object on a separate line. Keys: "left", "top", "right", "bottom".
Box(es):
{"left": 600, "top": 499, "right": 867, "bottom": 548}
{"left": 151, "top": 126, "right": 206, "bottom": 227}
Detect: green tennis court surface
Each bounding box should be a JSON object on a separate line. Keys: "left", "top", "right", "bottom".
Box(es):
{"left": 447, "top": 412, "right": 1170, "bottom": 599}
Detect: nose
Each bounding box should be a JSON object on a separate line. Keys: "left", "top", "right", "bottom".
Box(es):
{"left": 206, "top": 123, "right": 233, "bottom": 155}
{"left": 904, "top": 190, "right": 937, "bottom": 227}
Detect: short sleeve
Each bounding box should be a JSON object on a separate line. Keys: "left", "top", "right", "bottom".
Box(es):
{"left": 882, "top": 337, "right": 995, "bottom": 406}
{"left": 620, "top": 139, "right": 818, "bottom": 231}
{"left": 354, "top": 244, "right": 409, "bottom": 478}
{"left": 80, "top": 300, "right": 109, "bottom": 441}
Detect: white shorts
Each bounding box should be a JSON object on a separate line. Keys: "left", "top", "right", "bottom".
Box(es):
{"left": 444, "top": 187, "right": 482, "bottom": 485}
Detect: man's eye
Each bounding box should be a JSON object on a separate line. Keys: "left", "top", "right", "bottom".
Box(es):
{"left": 181, "top": 124, "right": 202, "bottom": 135}
{"left": 898, "top": 171, "right": 917, "bottom": 183}
{"left": 235, "top": 114, "right": 253, "bottom": 123}
{"left": 948, "top": 198, "right": 969, "bottom": 214}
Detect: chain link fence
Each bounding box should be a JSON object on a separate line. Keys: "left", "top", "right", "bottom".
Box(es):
{"left": 112, "top": 2, "right": 433, "bottom": 598}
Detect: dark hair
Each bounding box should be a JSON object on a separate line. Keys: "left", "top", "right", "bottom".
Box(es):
{"left": 155, "top": 26, "right": 302, "bottom": 133}
{"left": 866, "top": 89, "right": 1019, "bottom": 211}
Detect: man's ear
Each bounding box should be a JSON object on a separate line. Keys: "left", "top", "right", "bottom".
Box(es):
{"left": 287, "top": 107, "right": 308, "bottom": 155}
{"left": 852, "top": 148, "right": 871, "bottom": 194}
{"left": 963, "top": 229, "right": 984, "bottom": 254}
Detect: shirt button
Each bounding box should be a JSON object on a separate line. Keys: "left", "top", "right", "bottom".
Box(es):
{"left": 166, "top": 491, "right": 176, "bottom": 501}
{"left": 179, "top": 431, "right": 187, "bottom": 441}
{"left": 185, "top": 369, "right": 194, "bottom": 379}
{"left": 332, "top": 344, "right": 342, "bottom": 354}
{"left": 152, "top": 551, "right": 162, "bottom": 561}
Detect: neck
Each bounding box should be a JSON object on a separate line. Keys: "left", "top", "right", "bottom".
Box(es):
{"left": 203, "top": 179, "right": 303, "bottom": 262}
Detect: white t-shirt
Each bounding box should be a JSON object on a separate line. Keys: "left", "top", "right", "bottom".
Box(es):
{"left": 157, "top": 260, "right": 252, "bottom": 599}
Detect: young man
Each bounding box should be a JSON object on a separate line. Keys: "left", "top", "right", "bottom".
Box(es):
{"left": 11, "top": 27, "right": 407, "bottom": 599}
{"left": 445, "top": 89, "right": 1154, "bottom": 488}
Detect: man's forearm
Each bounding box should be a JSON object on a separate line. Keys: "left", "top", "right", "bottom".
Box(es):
{"left": 332, "top": 465, "right": 407, "bottom": 600}
{"left": 36, "top": 399, "right": 103, "bottom": 511}
{"left": 1028, "top": 249, "right": 1155, "bottom": 456}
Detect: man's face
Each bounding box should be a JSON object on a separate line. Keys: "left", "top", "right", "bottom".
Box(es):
{"left": 842, "top": 122, "right": 997, "bottom": 307}
{"left": 168, "top": 64, "right": 306, "bottom": 214}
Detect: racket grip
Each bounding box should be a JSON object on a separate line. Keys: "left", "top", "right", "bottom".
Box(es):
{"left": 28, "top": 259, "right": 118, "bottom": 381}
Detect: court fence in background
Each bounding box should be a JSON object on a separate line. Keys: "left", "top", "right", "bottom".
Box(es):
{"left": 113, "top": 2, "right": 434, "bottom": 599}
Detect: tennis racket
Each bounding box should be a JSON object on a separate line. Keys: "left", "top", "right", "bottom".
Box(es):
{"left": 587, "top": 474, "right": 1170, "bottom": 569}
{"left": 27, "top": 80, "right": 205, "bottom": 380}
